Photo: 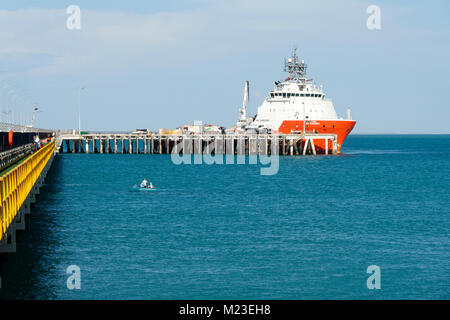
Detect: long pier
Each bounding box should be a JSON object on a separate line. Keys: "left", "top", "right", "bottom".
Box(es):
{"left": 0, "top": 141, "right": 55, "bottom": 253}
{"left": 56, "top": 133, "right": 338, "bottom": 156}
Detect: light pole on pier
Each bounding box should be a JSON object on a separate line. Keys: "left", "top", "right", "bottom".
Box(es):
{"left": 77, "top": 87, "right": 84, "bottom": 135}
{"left": 2, "top": 110, "right": 11, "bottom": 123}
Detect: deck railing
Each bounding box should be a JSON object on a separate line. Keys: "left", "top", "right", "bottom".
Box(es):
{"left": 0, "top": 144, "right": 34, "bottom": 172}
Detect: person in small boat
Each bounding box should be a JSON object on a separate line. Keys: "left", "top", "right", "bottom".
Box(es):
{"left": 140, "top": 179, "right": 148, "bottom": 188}
{"left": 148, "top": 182, "right": 154, "bottom": 189}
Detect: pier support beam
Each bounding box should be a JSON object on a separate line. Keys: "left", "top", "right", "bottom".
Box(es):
{"left": 0, "top": 221, "right": 17, "bottom": 253}
{"left": 332, "top": 139, "right": 338, "bottom": 155}
{"left": 150, "top": 137, "right": 154, "bottom": 154}
{"left": 310, "top": 139, "right": 316, "bottom": 155}
{"left": 165, "top": 137, "right": 170, "bottom": 154}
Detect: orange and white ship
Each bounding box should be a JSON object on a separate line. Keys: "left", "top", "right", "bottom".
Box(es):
{"left": 237, "top": 48, "right": 356, "bottom": 153}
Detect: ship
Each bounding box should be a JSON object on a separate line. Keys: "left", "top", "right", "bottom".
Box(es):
{"left": 236, "top": 48, "right": 356, "bottom": 153}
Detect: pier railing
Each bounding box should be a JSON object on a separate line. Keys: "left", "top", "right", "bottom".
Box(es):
{"left": 0, "top": 144, "right": 34, "bottom": 172}
{"left": 0, "top": 141, "right": 55, "bottom": 241}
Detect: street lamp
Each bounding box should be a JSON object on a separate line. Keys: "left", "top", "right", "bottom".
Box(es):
{"left": 77, "top": 87, "right": 84, "bottom": 135}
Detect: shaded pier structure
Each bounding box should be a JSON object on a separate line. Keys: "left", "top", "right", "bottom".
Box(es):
{"left": 0, "top": 142, "right": 55, "bottom": 254}
{"left": 57, "top": 133, "right": 338, "bottom": 156}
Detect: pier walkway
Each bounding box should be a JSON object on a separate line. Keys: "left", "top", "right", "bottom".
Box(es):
{"left": 57, "top": 133, "right": 338, "bottom": 156}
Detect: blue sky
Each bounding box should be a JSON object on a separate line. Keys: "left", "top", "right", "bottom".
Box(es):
{"left": 0, "top": 0, "right": 449, "bottom": 133}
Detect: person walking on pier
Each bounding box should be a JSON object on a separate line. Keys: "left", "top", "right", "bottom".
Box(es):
{"left": 34, "top": 135, "right": 41, "bottom": 150}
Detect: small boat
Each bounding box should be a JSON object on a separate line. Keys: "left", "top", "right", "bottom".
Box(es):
{"left": 129, "top": 184, "right": 157, "bottom": 192}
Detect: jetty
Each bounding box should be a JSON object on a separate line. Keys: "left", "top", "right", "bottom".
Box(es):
{"left": 56, "top": 132, "right": 338, "bottom": 156}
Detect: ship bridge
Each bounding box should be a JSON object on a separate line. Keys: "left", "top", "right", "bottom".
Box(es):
{"left": 268, "top": 48, "right": 326, "bottom": 101}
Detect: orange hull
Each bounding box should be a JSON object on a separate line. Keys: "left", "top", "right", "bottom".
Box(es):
{"left": 278, "top": 120, "right": 356, "bottom": 153}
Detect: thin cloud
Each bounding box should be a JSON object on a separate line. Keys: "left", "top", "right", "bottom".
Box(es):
{"left": 0, "top": 0, "right": 373, "bottom": 76}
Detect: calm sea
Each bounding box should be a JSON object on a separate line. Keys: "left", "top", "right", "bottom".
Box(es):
{"left": 0, "top": 135, "right": 449, "bottom": 299}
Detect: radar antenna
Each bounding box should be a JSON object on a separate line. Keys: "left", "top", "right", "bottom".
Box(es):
{"left": 284, "top": 46, "right": 307, "bottom": 83}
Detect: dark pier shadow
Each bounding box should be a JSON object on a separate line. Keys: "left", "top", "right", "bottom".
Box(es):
{"left": 0, "top": 155, "right": 63, "bottom": 299}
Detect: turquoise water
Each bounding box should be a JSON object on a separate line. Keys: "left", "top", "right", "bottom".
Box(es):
{"left": 1, "top": 135, "right": 449, "bottom": 299}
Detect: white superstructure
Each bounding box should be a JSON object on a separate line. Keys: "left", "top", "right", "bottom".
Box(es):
{"left": 246, "top": 47, "right": 343, "bottom": 132}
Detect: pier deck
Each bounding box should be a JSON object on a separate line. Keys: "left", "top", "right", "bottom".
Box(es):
{"left": 57, "top": 133, "right": 338, "bottom": 156}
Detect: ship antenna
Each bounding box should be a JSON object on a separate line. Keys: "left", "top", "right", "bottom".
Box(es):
{"left": 284, "top": 46, "right": 307, "bottom": 83}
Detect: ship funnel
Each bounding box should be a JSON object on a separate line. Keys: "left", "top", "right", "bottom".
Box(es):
{"left": 347, "top": 107, "right": 352, "bottom": 120}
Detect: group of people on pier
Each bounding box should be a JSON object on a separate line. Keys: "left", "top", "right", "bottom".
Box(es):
{"left": 34, "top": 132, "right": 56, "bottom": 150}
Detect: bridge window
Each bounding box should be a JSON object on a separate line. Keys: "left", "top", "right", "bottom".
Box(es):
{"left": 287, "top": 93, "right": 291, "bottom": 98}
{"left": 283, "top": 93, "right": 286, "bottom": 98}
{"left": 306, "top": 94, "right": 310, "bottom": 97}
{"left": 300, "top": 94, "right": 305, "bottom": 97}
{"left": 270, "top": 93, "right": 274, "bottom": 98}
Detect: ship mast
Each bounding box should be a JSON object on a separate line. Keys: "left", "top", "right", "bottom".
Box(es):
{"left": 283, "top": 47, "right": 307, "bottom": 84}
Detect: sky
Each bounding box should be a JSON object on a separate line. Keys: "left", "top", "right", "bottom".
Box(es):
{"left": 0, "top": 0, "right": 449, "bottom": 133}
